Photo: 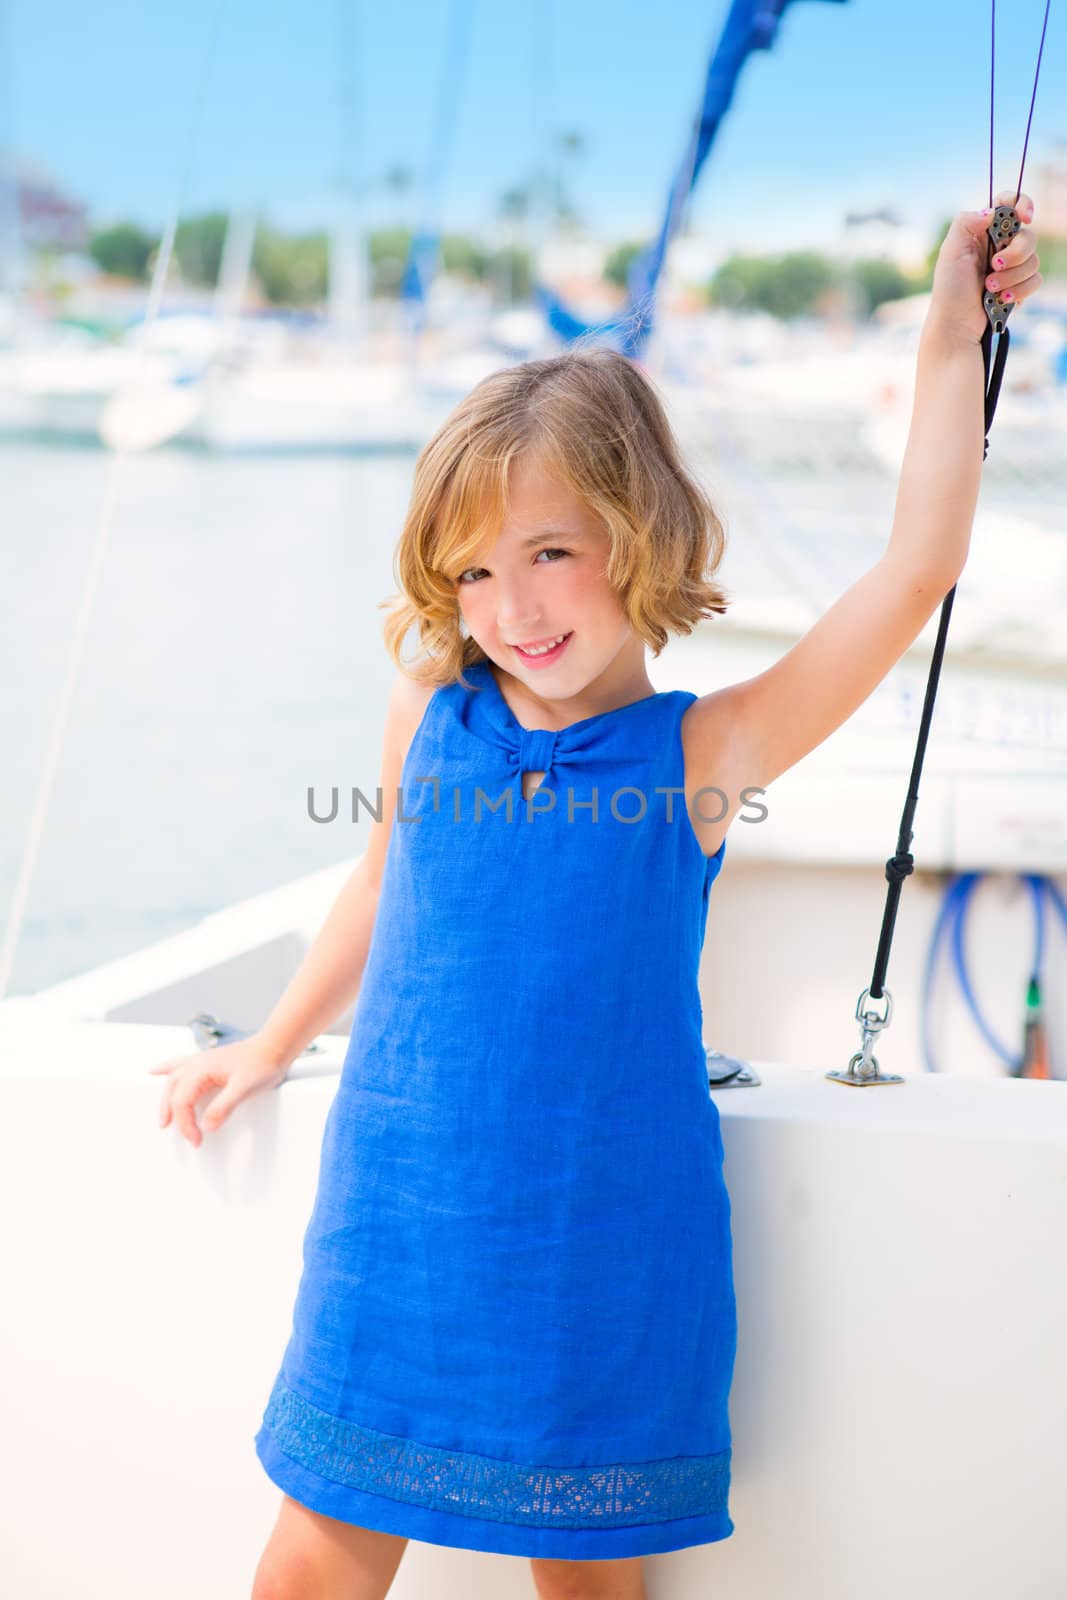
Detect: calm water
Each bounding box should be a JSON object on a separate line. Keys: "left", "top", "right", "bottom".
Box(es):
{"left": 2, "top": 441, "right": 417, "bottom": 995}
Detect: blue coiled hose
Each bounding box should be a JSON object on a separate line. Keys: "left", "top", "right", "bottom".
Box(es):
{"left": 921, "top": 872, "right": 1067, "bottom": 1074}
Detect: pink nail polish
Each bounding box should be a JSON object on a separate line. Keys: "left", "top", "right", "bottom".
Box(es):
{"left": 995, "top": 256, "right": 1004, "bottom": 268}
{"left": 1003, "top": 291, "right": 1013, "bottom": 302}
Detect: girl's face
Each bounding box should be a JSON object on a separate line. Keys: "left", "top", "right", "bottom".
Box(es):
{"left": 455, "top": 453, "right": 648, "bottom": 708}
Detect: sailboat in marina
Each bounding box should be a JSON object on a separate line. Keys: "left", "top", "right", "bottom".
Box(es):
{"left": 0, "top": 290, "right": 211, "bottom": 443}
{"left": 152, "top": 0, "right": 523, "bottom": 454}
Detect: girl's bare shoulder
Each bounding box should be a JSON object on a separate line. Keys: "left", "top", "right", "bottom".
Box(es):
{"left": 386, "top": 665, "right": 440, "bottom": 769}
{"left": 361, "top": 667, "right": 441, "bottom": 890}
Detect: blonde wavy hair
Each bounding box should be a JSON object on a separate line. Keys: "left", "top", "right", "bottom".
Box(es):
{"left": 379, "top": 343, "right": 730, "bottom": 688}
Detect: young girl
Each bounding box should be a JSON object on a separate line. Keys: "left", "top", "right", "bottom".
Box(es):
{"left": 152, "top": 192, "right": 1040, "bottom": 1599}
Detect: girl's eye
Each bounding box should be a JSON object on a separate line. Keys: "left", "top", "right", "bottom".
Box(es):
{"left": 456, "top": 549, "right": 570, "bottom": 585}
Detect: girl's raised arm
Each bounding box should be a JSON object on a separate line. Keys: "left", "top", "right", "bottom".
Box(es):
{"left": 686, "top": 190, "right": 1041, "bottom": 802}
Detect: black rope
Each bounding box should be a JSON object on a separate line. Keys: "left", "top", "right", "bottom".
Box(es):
{"left": 982, "top": 320, "right": 1011, "bottom": 462}
{"left": 865, "top": 0, "right": 1047, "bottom": 1005}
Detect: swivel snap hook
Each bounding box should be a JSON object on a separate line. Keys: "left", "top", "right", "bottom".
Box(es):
{"left": 827, "top": 986, "right": 905, "bottom": 1087}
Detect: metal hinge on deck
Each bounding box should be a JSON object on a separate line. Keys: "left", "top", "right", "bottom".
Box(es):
{"left": 188, "top": 1011, "right": 322, "bottom": 1054}
{"left": 706, "top": 1047, "right": 760, "bottom": 1089}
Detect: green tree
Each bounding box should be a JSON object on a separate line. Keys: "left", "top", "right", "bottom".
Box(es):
{"left": 849, "top": 258, "right": 919, "bottom": 316}
{"left": 367, "top": 227, "right": 410, "bottom": 296}
{"left": 603, "top": 241, "right": 646, "bottom": 290}
{"left": 922, "top": 216, "right": 952, "bottom": 287}
{"left": 252, "top": 225, "right": 329, "bottom": 304}
{"left": 174, "top": 212, "right": 229, "bottom": 287}
{"left": 710, "top": 251, "right": 837, "bottom": 319}
{"left": 88, "top": 222, "right": 159, "bottom": 282}
{"left": 366, "top": 228, "right": 493, "bottom": 298}
{"left": 441, "top": 234, "right": 489, "bottom": 281}
{"left": 487, "top": 245, "right": 532, "bottom": 302}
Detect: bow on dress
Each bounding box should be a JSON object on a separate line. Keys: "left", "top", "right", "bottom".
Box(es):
{"left": 459, "top": 659, "right": 681, "bottom": 794}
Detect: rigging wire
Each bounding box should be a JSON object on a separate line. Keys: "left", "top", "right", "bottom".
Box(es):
{"left": 1004, "top": 0, "right": 1052, "bottom": 208}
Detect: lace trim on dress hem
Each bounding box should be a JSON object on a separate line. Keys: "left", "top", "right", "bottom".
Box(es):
{"left": 263, "top": 1377, "right": 731, "bottom": 1529}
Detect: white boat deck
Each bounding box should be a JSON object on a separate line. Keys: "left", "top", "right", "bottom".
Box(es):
{"left": 2, "top": 1003, "right": 1064, "bottom": 1598}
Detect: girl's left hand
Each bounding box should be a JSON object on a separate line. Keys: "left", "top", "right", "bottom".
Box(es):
{"left": 927, "top": 188, "right": 1042, "bottom": 347}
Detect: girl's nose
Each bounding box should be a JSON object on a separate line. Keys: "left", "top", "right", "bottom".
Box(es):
{"left": 497, "top": 594, "right": 542, "bottom": 633}
{"left": 499, "top": 608, "right": 540, "bottom": 627}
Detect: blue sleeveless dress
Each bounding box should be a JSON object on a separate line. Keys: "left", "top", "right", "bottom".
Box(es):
{"left": 255, "top": 657, "right": 736, "bottom": 1559}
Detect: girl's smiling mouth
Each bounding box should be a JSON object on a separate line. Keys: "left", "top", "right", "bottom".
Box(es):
{"left": 512, "top": 632, "right": 573, "bottom": 667}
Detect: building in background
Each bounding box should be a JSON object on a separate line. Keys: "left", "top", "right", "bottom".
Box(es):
{"left": 4, "top": 158, "right": 88, "bottom": 253}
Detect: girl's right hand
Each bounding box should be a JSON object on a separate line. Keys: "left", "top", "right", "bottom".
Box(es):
{"left": 148, "top": 1034, "right": 290, "bottom": 1147}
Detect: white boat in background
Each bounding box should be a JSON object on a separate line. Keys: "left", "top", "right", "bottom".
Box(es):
{"left": 159, "top": 199, "right": 453, "bottom": 452}
{"left": 1, "top": 320, "right": 199, "bottom": 439}
{"left": 658, "top": 296, "right": 1067, "bottom": 479}
{"left": 183, "top": 350, "right": 446, "bottom": 453}
{"left": 111, "top": 213, "right": 531, "bottom": 454}
{"left": 168, "top": 332, "right": 525, "bottom": 455}
{"left": 0, "top": 307, "right": 245, "bottom": 444}
{"left": 7, "top": 295, "right": 1064, "bottom": 468}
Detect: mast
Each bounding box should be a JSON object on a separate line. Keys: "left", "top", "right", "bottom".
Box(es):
{"left": 329, "top": 0, "right": 369, "bottom": 353}
{"left": 399, "top": 0, "right": 475, "bottom": 345}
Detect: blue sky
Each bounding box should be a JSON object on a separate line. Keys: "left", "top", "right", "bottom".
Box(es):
{"left": 6, "top": 0, "right": 1065, "bottom": 250}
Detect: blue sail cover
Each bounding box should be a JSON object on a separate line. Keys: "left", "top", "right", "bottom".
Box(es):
{"left": 401, "top": 231, "right": 443, "bottom": 310}
{"left": 540, "top": 0, "right": 848, "bottom": 359}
